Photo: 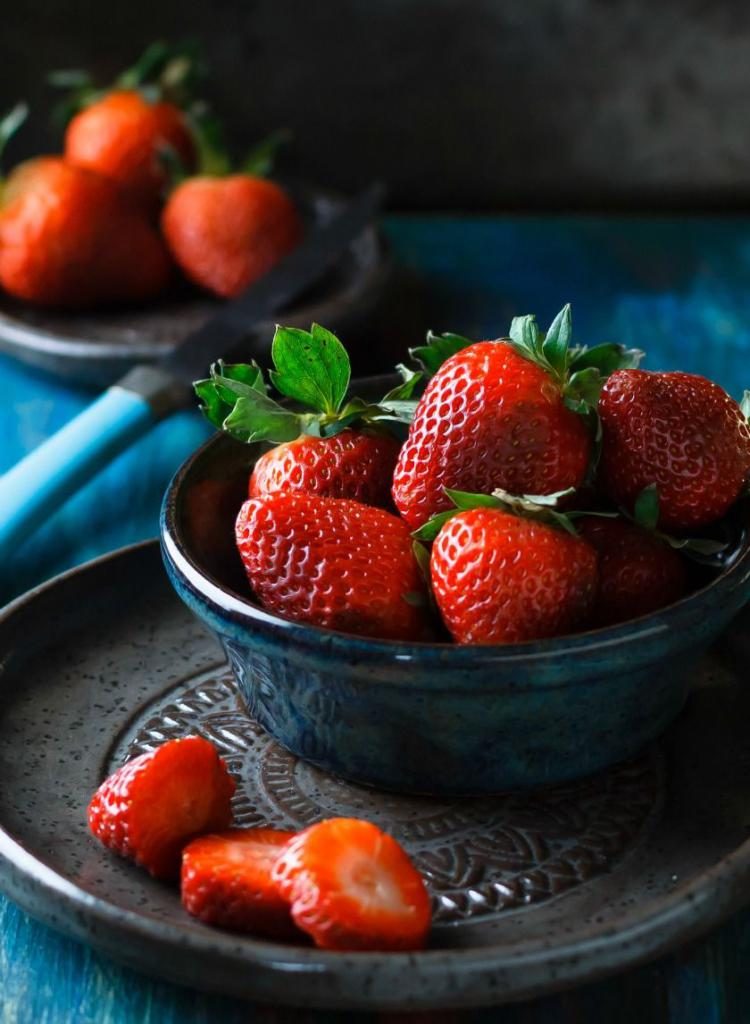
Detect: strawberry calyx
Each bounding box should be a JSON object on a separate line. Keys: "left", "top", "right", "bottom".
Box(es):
{"left": 407, "top": 306, "right": 643, "bottom": 407}
{"left": 195, "top": 324, "right": 423, "bottom": 444}
{"left": 50, "top": 41, "right": 206, "bottom": 127}
{"left": 412, "top": 486, "right": 609, "bottom": 542}
{"left": 507, "top": 304, "right": 643, "bottom": 415}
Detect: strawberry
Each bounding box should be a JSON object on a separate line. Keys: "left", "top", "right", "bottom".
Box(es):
{"left": 393, "top": 306, "right": 641, "bottom": 530}
{"left": 577, "top": 516, "right": 688, "bottom": 627}
{"left": 272, "top": 818, "right": 431, "bottom": 951}
{"left": 65, "top": 90, "right": 195, "bottom": 210}
{"left": 161, "top": 174, "right": 301, "bottom": 298}
{"left": 599, "top": 370, "right": 750, "bottom": 530}
{"left": 0, "top": 159, "right": 172, "bottom": 308}
{"left": 248, "top": 430, "right": 400, "bottom": 506}
{"left": 88, "top": 736, "right": 236, "bottom": 880}
{"left": 181, "top": 828, "right": 298, "bottom": 938}
{"left": 54, "top": 43, "right": 200, "bottom": 211}
{"left": 235, "top": 491, "right": 430, "bottom": 641}
{"left": 419, "top": 490, "right": 598, "bottom": 644}
{"left": 195, "top": 325, "right": 417, "bottom": 506}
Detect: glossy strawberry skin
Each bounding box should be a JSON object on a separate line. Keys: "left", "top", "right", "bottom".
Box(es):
{"left": 161, "top": 175, "right": 302, "bottom": 298}
{"left": 272, "top": 818, "right": 431, "bottom": 951}
{"left": 65, "top": 90, "right": 195, "bottom": 210}
{"left": 577, "top": 517, "right": 688, "bottom": 627}
{"left": 430, "top": 509, "right": 598, "bottom": 644}
{"left": 235, "top": 492, "right": 430, "bottom": 641}
{"left": 0, "top": 159, "right": 172, "bottom": 308}
{"left": 599, "top": 370, "right": 750, "bottom": 530}
{"left": 392, "top": 342, "right": 592, "bottom": 531}
{"left": 88, "top": 736, "right": 236, "bottom": 880}
{"left": 181, "top": 828, "right": 298, "bottom": 938}
{"left": 248, "top": 430, "right": 401, "bottom": 507}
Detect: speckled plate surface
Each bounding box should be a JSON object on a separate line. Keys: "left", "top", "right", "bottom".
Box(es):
{"left": 1, "top": 541, "right": 750, "bottom": 1011}
{"left": 0, "top": 185, "right": 389, "bottom": 387}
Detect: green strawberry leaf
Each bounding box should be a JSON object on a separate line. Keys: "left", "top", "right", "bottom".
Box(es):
{"left": 541, "top": 304, "right": 572, "bottom": 377}
{"left": 566, "top": 367, "right": 604, "bottom": 412}
{"left": 409, "top": 331, "right": 474, "bottom": 376}
{"left": 194, "top": 360, "right": 267, "bottom": 429}
{"left": 633, "top": 484, "right": 660, "bottom": 531}
{"left": 187, "top": 102, "right": 232, "bottom": 176}
{"left": 412, "top": 510, "right": 460, "bottom": 543}
{"left": 445, "top": 489, "right": 504, "bottom": 510}
{"left": 383, "top": 365, "right": 424, "bottom": 402}
{"left": 570, "top": 342, "right": 644, "bottom": 375}
{"left": 242, "top": 129, "right": 292, "bottom": 177}
{"left": 270, "top": 323, "right": 350, "bottom": 415}
{"left": 508, "top": 313, "right": 542, "bottom": 363}
{"left": 221, "top": 390, "right": 303, "bottom": 444}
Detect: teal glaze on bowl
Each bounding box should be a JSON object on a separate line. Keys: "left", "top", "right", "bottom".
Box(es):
{"left": 160, "top": 427, "right": 750, "bottom": 796}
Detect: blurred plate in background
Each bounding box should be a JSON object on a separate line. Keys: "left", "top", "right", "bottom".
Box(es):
{"left": 0, "top": 184, "right": 391, "bottom": 387}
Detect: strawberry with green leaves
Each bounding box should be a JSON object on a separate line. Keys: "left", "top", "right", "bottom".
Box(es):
{"left": 55, "top": 42, "right": 201, "bottom": 211}
{"left": 195, "top": 324, "right": 419, "bottom": 508}
{"left": 393, "top": 305, "right": 642, "bottom": 530}
{"left": 599, "top": 369, "right": 750, "bottom": 531}
{"left": 416, "top": 489, "right": 599, "bottom": 645}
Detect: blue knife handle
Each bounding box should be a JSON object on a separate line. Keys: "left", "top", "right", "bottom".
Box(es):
{"left": 0, "top": 386, "right": 156, "bottom": 561}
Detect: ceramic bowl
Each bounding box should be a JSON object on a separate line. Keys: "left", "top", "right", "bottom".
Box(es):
{"left": 160, "top": 385, "right": 750, "bottom": 795}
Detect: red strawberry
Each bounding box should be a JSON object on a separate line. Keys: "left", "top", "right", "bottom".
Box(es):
{"left": 577, "top": 516, "right": 688, "bottom": 627}
{"left": 429, "top": 505, "right": 598, "bottom": 644}
{"left": 235, "top": 492, "right": 430, "bottom": 641}
{"left": 249, "top": 429, "right": 401, "bottom": 507}
{"left": 599, "top": 370, "right": 750, "bottom": 530}
{"left": 162, "top": 175, "right": 302, "bottom": 298}
{"left": 88, "top": 737, "right": 236, "bottom": 880}
{"left": 272, "top": 818, "right": 431, "bottom": 951}
{"left": 65, "top": 90, "right": 195, "bottom": 211}
{"left": 181, "top": 828, "right": 298, "bottom": 938}
{"left": 393, "top": 341, "right": 592, "bottom": 531}
{"left": 0, "top": 158, "right": 172, "bottom": 308}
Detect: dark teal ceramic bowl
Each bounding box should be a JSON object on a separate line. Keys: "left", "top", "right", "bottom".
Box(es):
{"left": 160, "top": 414, "right": 750, "bottom": 795}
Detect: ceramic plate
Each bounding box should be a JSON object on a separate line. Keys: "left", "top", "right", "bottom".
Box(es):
{"left": 1, "top": 541, "right": 749, "bottom": 1011}
{"left": 0, "top": 186, "right": 389, "bottom": 387}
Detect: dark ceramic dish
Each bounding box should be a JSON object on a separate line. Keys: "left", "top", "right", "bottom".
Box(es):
{"left": 2, "top": 541, "right": 750, "bottom": 1009}
{"left": 0, "top": 184, "right": 390, "bottom": 386}
{"left": 160, "top": 384, "right": 750, "bottom": 795}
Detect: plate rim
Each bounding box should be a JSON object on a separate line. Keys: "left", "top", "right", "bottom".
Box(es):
{"left": 2, "top": 539, "right": 750, "bottom": 1009}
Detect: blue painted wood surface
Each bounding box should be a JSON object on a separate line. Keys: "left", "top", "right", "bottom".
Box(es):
{"left": 2, "top": 214, "right": 750, "bottom": 1022}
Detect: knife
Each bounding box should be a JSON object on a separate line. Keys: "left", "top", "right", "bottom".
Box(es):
{"left": 0, "top": 184, "right": 384, "bottom": 561}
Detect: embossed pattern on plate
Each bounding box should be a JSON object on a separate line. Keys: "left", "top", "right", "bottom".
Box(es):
{"left": 109, "top": 665, "right": 663, "bottom": 926}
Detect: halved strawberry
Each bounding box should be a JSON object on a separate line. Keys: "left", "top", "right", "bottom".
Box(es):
{"left": 272, "top": 818, "right": 431, "bottom": 951}
{"left": 87, "top": 736, "right": 236, "bottom": 880}
{"left": 181, "top": 828, "right": 298, "bottom": 938}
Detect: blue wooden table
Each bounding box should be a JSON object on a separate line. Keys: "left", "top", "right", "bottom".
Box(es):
{"left": 2, "top": 215, "right": 750, "bottom": 1022}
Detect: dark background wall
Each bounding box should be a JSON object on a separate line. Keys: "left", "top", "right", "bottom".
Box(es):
{"left": 4, "top": 0, "right": 750, "bottom": 210}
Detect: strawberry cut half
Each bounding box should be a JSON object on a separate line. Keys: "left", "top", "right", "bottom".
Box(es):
{"left": 87, "top": 736, "right": 236, "bottom": 880}
{"left": 181, "top": 828, "right": 299, "bottom": 938}
{"left": 272, "top": 818, "right": 431, "bottom": 952}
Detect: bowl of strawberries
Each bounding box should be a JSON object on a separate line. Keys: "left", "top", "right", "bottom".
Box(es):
{"left": 161, "top": 308, "right": 750, "bottom": 795}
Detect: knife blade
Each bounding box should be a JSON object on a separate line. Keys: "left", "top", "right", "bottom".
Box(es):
{"left": 0, "top": 184, "right": 385, "bottom": 564}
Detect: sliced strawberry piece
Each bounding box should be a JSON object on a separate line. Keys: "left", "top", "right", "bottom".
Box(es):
{"left": 272, "top": 818, "right": 431, "bottom": 951}
{"left": 87, "top": 736, "right": 236, "bottom": 880}
{"left": 181, "top": 828, "right": 298, "bottom": 938}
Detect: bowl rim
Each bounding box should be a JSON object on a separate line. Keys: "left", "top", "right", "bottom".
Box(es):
{"left": 161, "top": 425, "right": 750, "bottom": 667}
